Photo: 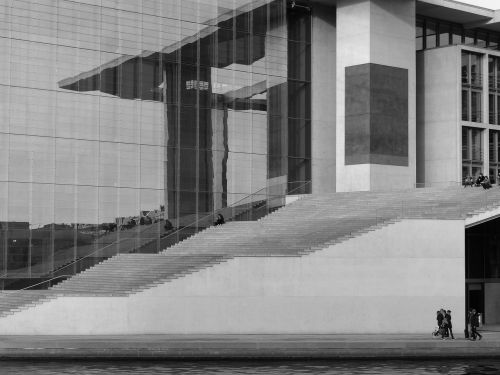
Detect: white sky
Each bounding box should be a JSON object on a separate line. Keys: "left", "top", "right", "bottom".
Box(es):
{"left": 453, "top": 0, "right": 499, "bottom": 10}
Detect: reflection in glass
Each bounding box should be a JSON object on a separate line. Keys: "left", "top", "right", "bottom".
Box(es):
{"left": 1, "top": 0, "right": 311, "bottom": 289}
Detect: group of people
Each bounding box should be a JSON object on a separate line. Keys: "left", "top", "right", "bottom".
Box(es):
{"left": 434, "top": 309, "right": 455, "bottom": 339}
{"left": 434, "top": 308, "right": 483, "bottom": 341}
{"left": 463, "top": 172, "right": 495, "bottom": 189}
{"left": 466, "top": 308, "right": 483, "bottom": 341}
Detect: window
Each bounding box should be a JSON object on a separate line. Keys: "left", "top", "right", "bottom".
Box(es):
{"left": 416, "top": 15, "right": 500, "bottom": 51}
{"left": 462, "top": 51, "right": 483, "bottom": 123}
{"left": 490, "top": 131, "right": 500, "bottom": 183}
{"left": 463, "top": 127, "right": 483, "bottom": 181}
{"left": 489, "top": 56, "right": 500, "bottom": 125}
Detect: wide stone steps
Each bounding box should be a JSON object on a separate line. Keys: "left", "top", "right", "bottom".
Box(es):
{"left": 2, "top": 186, "right": 500, "bottom": 317}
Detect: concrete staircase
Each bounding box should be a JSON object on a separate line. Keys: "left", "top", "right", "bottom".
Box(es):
{"left": 2, "top": 186, "right": 500, "bottom": 318}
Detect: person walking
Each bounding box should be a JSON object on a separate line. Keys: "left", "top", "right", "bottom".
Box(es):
{"left": 470, "top": 309, "right": 482, "bottom": 341}
{"left": 445, "top": 310, "right": 455, "bottom": 339}
{"left": 440, "top": 309, "right": 449, "bottom": 339}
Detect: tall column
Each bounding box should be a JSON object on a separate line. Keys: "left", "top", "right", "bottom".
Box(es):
{"left": 336, "top": 0, "right": 416, "bottom": 191}
{"left": 311, "top": 3, "right": 336, "bottom": 194}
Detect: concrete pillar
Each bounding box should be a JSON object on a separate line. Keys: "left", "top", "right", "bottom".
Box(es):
{"left": 311, "top": 3, "right": 336, "bottom": 194}
{"left": 336, "top": 0, "right": 416, "bottom": 191}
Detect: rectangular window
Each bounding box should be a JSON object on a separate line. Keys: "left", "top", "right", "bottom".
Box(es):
{"left": 462, "top": 90, "right": 469, "bottom": 121}
{"left": 451, "top": 25, "right": 462, "bottom": 45}
{"left": 462, "top": 52, "right": 483, "bottom": 123}
{"left": 439, "top": 23, "right": 450, "bottom": 47}
{"left": 463, "top": 127, "right": 484, "bottom": 182}
{"left": 426, "top": 21, "right": 437, "bottom": 49}
{"left": 477, "top": 31, "right": 488, "bottom": 48}
{"left": 471, "top": 128, "right": 482, "bottom": 161}
{"left": 490, "top": 94, "right": 495, "bottom": 124}
{"left": 465, "top": 29, "right": 475, "bottom": 45}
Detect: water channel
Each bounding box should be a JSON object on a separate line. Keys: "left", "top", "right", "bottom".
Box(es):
{"left": 1, "top": 359, "right": 500, "bottom": 374}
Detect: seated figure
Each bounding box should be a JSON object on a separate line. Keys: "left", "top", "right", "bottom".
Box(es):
{"left": 214, "top": 213, "right": 225, "bottom": 226}
{"left": 476, "top": 173, "right": 485, "bottom": 187}
{"left": 463, "top": 176, "right": 474, "bottom": 187}
{"left": 482, "top": 176, "right": 492, "bottom": 189}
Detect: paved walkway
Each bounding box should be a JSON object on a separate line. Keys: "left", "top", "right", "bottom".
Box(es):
{"left": 0, "top": 331, "right": 500, "bottom": 359}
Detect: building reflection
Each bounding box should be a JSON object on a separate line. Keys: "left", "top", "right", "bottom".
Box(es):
{"left": 0, "top": 0, "right": 311, "bottom": 289}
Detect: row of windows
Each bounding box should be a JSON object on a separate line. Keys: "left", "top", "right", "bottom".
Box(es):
{"left": 417, "top": 15, "right": 500, "bottom": 51}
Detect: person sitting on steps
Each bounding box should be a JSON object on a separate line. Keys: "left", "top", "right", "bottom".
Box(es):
{"left": 482, "top": 176, "right": 492, "bottom": 190}
{"left": 476, "top": 173, "right": 485, "bottom": 187}
{"left": 214, "top": 213, "right": 225, "bottom": 226}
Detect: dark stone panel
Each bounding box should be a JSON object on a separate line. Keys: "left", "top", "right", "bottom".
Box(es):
{"left": 345, "top": 113, "right": 370, "bottom": 165}
{"left": 345, "top": 64, "right": 371, "bottom": 116}
{"left": 345, "top": 63, "right": 408, "bottom": 166}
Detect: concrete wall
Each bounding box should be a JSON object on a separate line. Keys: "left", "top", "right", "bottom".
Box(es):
{"left": 336, "top": 0, "right": 416, "bottom": 191}
{"left": 416, "top": 47, "right": 460, "bottom": 186}
{"left": 311, "top": 4, "right": 336, "bottom": 194}
{"left": 0, "top": 219, "right": 465, "bottom": 335}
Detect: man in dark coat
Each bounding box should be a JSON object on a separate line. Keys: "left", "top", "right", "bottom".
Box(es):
{"left": 445, "top": 310, "right": 455, "bottom": 339}
{"left": 470, "top": 309, "right": 482, "bottom": 341}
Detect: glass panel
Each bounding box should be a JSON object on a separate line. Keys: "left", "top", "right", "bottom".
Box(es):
{"left": 451, "top": 25, "right": 462, "bottom": 45}
{"left": 471, "top": 91, "right": 481, "bottom": 122}
{"left": 462, "top": 90, "right": 469, "bottom": 121}
{"left": 489, "top": 56, "right": 496, "bottom": 91}
{"left": 490, "top": 131, "right": 496, "bottom": 162}
{"left": 439, "top": 22, "right": 450, "bottom": 47}
{"left": 497, "top": 96, "right": 500, "bottom": 125}
{"left": 477, "top": 31, "right": 488, "bottom": 48}
{"left": 288, "top": 41, "right": 310, "bottom": 81}
{"left": 471, "top": 128, "right": 482, "bottom": 161}
{"left": 462, "top": 52, "right": 469, "bottom": 84}
{"left": 470, "top": 54, "right": 481, "bottom": 87}
{"left": 490, "top": 94, "right": 495, "bottom": 124}
{"left": 463, "top": 127, "right": 469, "bottom": 160}
{"left": 426, "top": 20, "right": 437, "bottom": 49}
{"left": 464, "top": 29, "right": 475, "bottom": 45}
{"left": 288, "top": 81, "right": 310, "bottom": 119}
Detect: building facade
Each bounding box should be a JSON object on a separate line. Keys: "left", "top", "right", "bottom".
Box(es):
{"left": 1, "top": 0, "right": 500, "bottom": 289}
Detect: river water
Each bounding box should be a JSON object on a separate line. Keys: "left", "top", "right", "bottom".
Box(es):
{"left": 1, "top": 359, "right": 500, "bottom": 374}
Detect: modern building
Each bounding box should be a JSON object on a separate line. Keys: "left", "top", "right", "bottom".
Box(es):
{"left": 1, "top": 0, "right": 500, "bottom": 333}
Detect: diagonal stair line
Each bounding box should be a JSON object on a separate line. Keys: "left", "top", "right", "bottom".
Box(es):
{"left": 2, "top": 186, "right": 500, "bottom": 317}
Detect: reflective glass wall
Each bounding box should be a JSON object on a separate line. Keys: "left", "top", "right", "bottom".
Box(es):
{"left": 0, "top": 0, "right": 311, "bottom": 289}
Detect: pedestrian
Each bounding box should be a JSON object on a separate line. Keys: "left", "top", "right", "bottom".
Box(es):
{"left": 440, "top": 309, "right": 449, "bottom": 339}
{"left": 445, "top": 310, "right": 455, "bottom": 339}
{"left": 436, "top": 310, "right": 444, "bottom": 336}
{"left": 470, "top": 309, "right": 482, "bottom": 341}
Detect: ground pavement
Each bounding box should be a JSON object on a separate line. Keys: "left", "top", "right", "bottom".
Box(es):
{"left": 0, "top": 331, "right": 500, "bottom": 359}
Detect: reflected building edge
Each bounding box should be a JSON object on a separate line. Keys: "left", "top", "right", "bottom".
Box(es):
{"left": 0, "top": 0, "right": 311, "bottom": 289}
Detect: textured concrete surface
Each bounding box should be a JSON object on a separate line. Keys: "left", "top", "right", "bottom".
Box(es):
{"left": 0, "top": 332, "right": 499, "bottom": 359}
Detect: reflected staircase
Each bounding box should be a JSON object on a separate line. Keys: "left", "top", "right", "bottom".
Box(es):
{"left": 2, "top": 186, "right": 500, "bottom": 317}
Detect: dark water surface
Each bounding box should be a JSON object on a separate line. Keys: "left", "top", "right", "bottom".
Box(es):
{"left": 1, "top": 359, "right": 500, "bottom": 375}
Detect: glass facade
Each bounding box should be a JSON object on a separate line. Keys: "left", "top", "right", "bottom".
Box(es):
{"left": 0, "top": 0, "right": 311, "bottom": 289}
{"left": 416, "top": 15, "right": 500, "bottom": 52}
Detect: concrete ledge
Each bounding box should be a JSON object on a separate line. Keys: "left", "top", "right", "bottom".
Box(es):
{"left": 0, "top": 333, "right": 499, "bottom": 359}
